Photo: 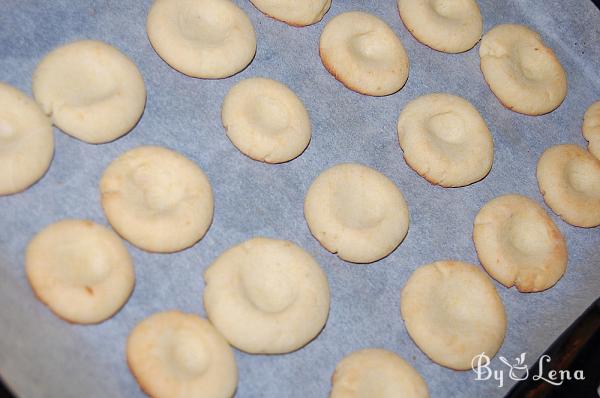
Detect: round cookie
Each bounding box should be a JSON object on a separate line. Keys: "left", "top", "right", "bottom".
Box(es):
{"left": 250, "top": 0, "right": 331, "bottom": 27}
{"left": 400, "top": 260, "right": 507, "bottom": 370}
{"left": 25, "top": 219, "right": 135, "bottom": 324}
{"left": 397, "top": 0, "right": 483, "bottom": 53}
{"left": 583, "top": 100, "right": 600, "bottom": 159}
{"left": 473, "top": 194, "right": 567, "bottom": 292}
{"left": 536, "top": 144, "right": 600, "bottom": 228}
{"left": 222, "top": 78, "right": 311, "bottom": 163}
{"left": 304, "top": 163, "right": 409, "bottom": 263}
{"left": 479, "top": 24, "right": 567, "bottom": 115}
{"left": 330, "top": 349, "right": 429, "bottom": 398}
{"left": 147, "top": 0, "right": 256, "bottom": 79}
{"left": 32, "top": 40, "right": 146, "bottom": 144}
{"left": 397, "top": 93, "right": 493, "bottom": 187}
{"left": 203, "top": 237, "right": 330, "bottom": 354}
{"left": 100, "top": 146, "right": 214, "bottom": 253}
{"left": 127, "top": 311, "right": 237, "bottom": 398}
{"left": 0, "top": 82, "right": 54, "bottom": 196}
{"left": 319, "top": 12, "right": 410, "bottom": 96}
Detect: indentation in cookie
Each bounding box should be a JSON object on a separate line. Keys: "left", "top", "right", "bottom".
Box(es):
{"left": 349, "top": 31, "right": 391, "bottom": 64}
{"left": 566, "top": 158, "right": 600, "bottom": 197}
{"left": 427, "top": 111, "right": 466, "bottom": 144}
{"left": 55, "top": 243, "right": 112, "bottom": 286}
{"left": 504, "top": 212, "right": 551, "bottom": 256}
{"left": 177, "top": 3, "right": 233, "bottom": 44}
{"left": 0, "top": 114, "right": 17, "bottom": 141}
{"left": 332, "top": 181, "right": 385, "bottom": 230}
{"left": 240, "top": 260, "right": 297, "bottom": 313}
{"left": 431, "top": 0, "right": 471, "bottom": 19}
{"left": 131, "top": 164, "right": 186, "bottom": 211}
{"left": 169, "top": 331, "right": 211, "bottom": 377}
{"left": 248, "top": 95, "right": 290, "bottom": 133}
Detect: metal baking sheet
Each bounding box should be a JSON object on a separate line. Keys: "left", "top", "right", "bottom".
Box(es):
{"left": 1, "top": 0, "right": 599, "bottom": 397}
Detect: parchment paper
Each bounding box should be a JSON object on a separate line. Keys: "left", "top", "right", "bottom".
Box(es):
{"left": 1, "top": 0, "right": 599, "bottom": 397}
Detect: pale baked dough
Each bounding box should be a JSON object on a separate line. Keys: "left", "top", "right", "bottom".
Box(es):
{"left": 479, "top": 24, "right": 567, "bottom": 115}
{"left": 319, "top": 12, "right": 409, "bottom": 96}
{"left": 222, "top": 78, "right": 311, "bottom": 163}
{"left": 147, "top": 0, "right": 256, "bottom": 78}
{"left": 583, "top": 101, "right": 600, "bottom": 159}
{"left": 304, "top": 163, "right": 409, "bottom": 263}
{"left": 397, "top": 93, "right": 493, "bottom": 187}
{"left": 537, "top": 144, "right": 600, "bottom": 228}
{"left": 400, "top": 260, "right": 507, "bottom": 370}
{"left": 100, "top": 146, "right": 214, "bottom": 252}
{"left": 398, "top": 0, "right": 483, "bottom": 53}
{"left": 250, "top": 0, "right": 331, "bottom": 26}
{"left": 330, "top": 349, "right": 429, "bottom": 398}
{"left": 25, "top": 220, "right": 135, "bottom": 324}
{"left": 0, "top": 82, "right": 53, "bottom": 195}
{"left": 127, "top": 311, "right": 237, "bottom": 398}
{"left": 32, "top": 40, "right": 146, "bottom": 144}
{"left": 203, "top": 237, "right": 330, "bottom": 354}
{"left": 473, "top": 194, "right": 567, "bottom": 292}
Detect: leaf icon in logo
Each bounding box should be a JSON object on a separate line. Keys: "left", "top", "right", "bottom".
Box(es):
{"left": 500, "top": 353, "right": 529, "bottom": 381}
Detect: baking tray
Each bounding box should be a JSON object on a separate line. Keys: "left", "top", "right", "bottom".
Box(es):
{"left": 1, "top": 0, "right": 599, "bottom": 397}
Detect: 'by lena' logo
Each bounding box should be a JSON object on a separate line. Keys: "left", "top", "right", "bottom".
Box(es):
{"left": 471, "top": 352, "right": 585, "bottom": 388}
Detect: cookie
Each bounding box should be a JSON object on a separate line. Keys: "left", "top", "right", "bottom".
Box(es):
{"left": 147, "top": 0, "right": 256, "bottom": 78}
{"left": 250, "top": 0, "right": 331, "bottom": 26}
{"left": 221, "top": 78, "right": 311, "bottom": 163}
{"left": 304, "top": 163, "right": 409, "bottom": 263}
{"left": 0, "top": 82, "right": 54, "bottom": 195}
{"left": 397, "top": 0, "right": 482, "bottom": 53}
{"left": 473, "top": 194, "right": 567, "bottom": 292}
{"left": 319, "top": 11, "right": 409, "bottom": 96}
{"left": 536, "top": 144, "right": 600, "bottom": 228}
{"left": 127, "top": 311, "right": 237, "bottom": 398}
{"left": 100, "top": 146, "right": 214, "bottom": 252}
{"left": 479, "top": 24, "right": 567, "bottom": 115}
{"left": 32, "top": 40, "right": 146, "bottom": 144}
{"left": 25, "top": 219, "right": 135, "bottom": 324}
{"left": 400, "top": 261, "right": 507, "bottom": 370}
{"left": 330, "top": 348, "right": 429, "bottom": 398}
{"left": 203, "top": 237, "right": 330, "bottom": 354}
{"left": 583, "top": 100, "right": 600, "bottom": 159}
{"left": 397, "top": 93, "right": 493, "bottom": 187}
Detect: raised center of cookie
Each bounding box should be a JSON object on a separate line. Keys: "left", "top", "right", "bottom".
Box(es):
{"left": 249, "top": 95, "right": 290, "bottom": 133}
{"left": 427, "top": 111, "right": 466, "bottom": 144}
{"left": 430, "top": 0, "right": 471, "bottom": 20}
{"left": 131, "top": 164, "right": 186, "bottom": 211}
{"left": 240, "top": 260, "right": 296, "bottom": 313}
{"left": 332, "top": 181, "right": 385, "bottom": 230}
{"left": 178, "top": 3, "right": 233, "bottom": 44}
{"left": 170, "top": 331, "right": 211, "bottom": 376}
{"left": 505, "top": 213, "right": 551, "bottom": 256}
{"left": 566, "top": 158, "right": 600, "bottom": 197}
{"left": 349, "top": 31, "right": 390, "bottom": 63}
